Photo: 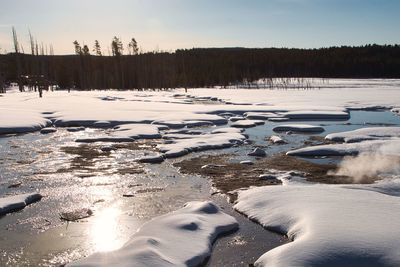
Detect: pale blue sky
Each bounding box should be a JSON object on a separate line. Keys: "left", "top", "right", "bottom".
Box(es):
{"left": 1, "top": 0, "right": 399, "bottom": 54}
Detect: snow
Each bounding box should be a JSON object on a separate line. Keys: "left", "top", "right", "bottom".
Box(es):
{"left": 248, "top": 148, "right": 267, "bottom": 157}
{"left": 163, "top": 133, "right": 202, "bottom": 140}
{"left": 68, "top": 201, "right": 238, "bottom": 267}
{"left": 269, "top": 135, "right": 286, "bottom": 144}
{"left": 0, "top": 193, "right": 42, "bottom": 216}
{"left": 75, "top": 124, "right": 162, "bottom": 143}
{"left": 231, "top": 120, "right": 264, "bottom": 128}
{"left": 67, "top": 126, "right": 85, "bottom": 132}
{"left": 40, "top": 127, "right": 57, "bottom": 134}
{"left": 113, "top": 124, "right": 162, "bottom": 139}
{"left": 234, "top": 184, "right": 400, "bottom": 267}
{"left": 273, "top": 124, "right": 324, "bottom": 133}
{"left": 229, "top": 116, "right": 245, "bottom": 122}
{"left": 0, "top": 109, "right": 51, "bottom": 135}
{"left": 158, "top": 132, "right": 246, "bottom": 158}
{"left": 244, "top": 112, "right": 281, "bottom": 120}
{"left": 287, "top": 139, "right": 400, "bottom": 157}
{"left": 93, "top": 120, "right": 112, "bottom": 128}
{"left": 325, "top": 127, "right": 400, "bottom": 143}
{"left": 188, "top": 79, "right": 400, "bottom": 108}
{"left": 258, "top": 174, "right": 278, "bottom": 180}
{"left": 150, "top": 120, "right": 182, "bottom": 129}
{"left": 1, "top": 80, "right": 400, "bottom": 137}
{"left": 211, "top": 127, "right": 243, "bottom": 134}
{"left": 240, "top": 160, "right": 254, "bottom": 165}
{"left": 136, "top": 154, "right": 165, "bottom": 164}
{"left": 182, "top": 120, "right": 214, "bottom": 128}
{"left": 268, "top": 117, "right": 289, "bottom": 122}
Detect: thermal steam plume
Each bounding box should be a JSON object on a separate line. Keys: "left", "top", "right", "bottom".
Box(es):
{"left": 330, "top": 142, "right": 400, "bottom": 182}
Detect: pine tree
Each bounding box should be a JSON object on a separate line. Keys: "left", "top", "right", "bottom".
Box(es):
{"left": 82, "top": 45, "right": 90, "bottom": 55}
{"left": 128, "top": 38, "right": 139, "bottom": 55}
{"left": 73, "top": 40, "right": 82, "bottom": 55}
{"left": 111, "top": 36, "right": 123, "bottom": 56}
{"left": 93, "top": 40, "right": 102, "bottom": 56}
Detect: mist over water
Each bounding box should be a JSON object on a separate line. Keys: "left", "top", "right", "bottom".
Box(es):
{"left": 330, "top": 143, "right": 400, "bottom": 182}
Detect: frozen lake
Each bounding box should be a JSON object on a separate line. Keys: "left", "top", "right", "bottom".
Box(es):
{"left": 1, "top": 81, "right": 400, "bottom": 266}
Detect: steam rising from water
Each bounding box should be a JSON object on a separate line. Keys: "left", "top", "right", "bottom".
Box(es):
{"left": 330, "top": 142, "right": 400, "bottom": 182}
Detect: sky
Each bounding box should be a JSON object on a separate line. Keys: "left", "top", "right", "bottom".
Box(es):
{"left": 0, "top": 0, "right": 399, "bottom": 55}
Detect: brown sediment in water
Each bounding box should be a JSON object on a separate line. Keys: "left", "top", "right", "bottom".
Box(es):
{"left": 174, "top": 154, "right": 281, "bottom": 200}
{"left": 175, "top": 153, "right": 379, "bottom": 198}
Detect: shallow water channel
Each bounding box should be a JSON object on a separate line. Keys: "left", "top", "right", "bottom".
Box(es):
{"left": 0, "top": 110, "right": 399, "bottom": 266}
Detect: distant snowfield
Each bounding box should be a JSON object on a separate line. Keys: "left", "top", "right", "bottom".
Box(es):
{"left": 1, "top": 79, "right": 399, "bottom": 136}
{"left": 1, "top": 79, "right": 400, "bottom": 266}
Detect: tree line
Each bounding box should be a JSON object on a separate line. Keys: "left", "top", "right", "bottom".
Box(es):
{"left": 1, "top": 33, "right": 400, "bottom": 92}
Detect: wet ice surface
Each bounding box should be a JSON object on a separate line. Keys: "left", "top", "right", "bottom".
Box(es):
{"left": 0, "top": 110, "right": 400, "bottom": 266}
{"left": 0, "top": 129, "right": 211, "bottom": 266}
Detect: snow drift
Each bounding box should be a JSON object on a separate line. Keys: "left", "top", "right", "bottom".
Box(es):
{"left": 68, "top": 201, "right": 238, "bottom": 267}
{"left": 235, "top": 184, "right": 400, "bottom": 267}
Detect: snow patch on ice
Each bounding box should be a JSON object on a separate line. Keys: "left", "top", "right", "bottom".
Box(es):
{"left": 0, "top": 193, "right": 42, "bottom": 216}
{"left": 235, "top": 184, "right": 400, "bottom": 267}
{"left": 326, "top": 127, "right": 400, "bottom": 143}
{"left": 68, "top": 201, "right": 238, "bottom": 267}
{"left": 113, "top": 124, "right": 162, "bottom": 139}
{"left": 231, "top": 120, "right": 264, "bottom": 128}
{"left": 287, "top": 139, "right": 400, "bottom": 157}
{"left": 158, "top": 132, "right": 246, "bottom": 158}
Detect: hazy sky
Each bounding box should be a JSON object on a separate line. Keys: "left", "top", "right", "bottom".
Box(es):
{"left": 1, "top": 0, "right": 399, "bottom": 55}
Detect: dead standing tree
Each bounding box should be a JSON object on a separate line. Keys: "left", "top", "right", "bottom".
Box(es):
{"left": 0, "top": 60, "right": 5, "bottom": 93}
{"left": 12, "top": 27, "right": 24, "bottom": 92}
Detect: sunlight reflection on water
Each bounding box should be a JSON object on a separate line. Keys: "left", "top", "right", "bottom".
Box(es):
{"left": 90, "top": 205, "right": 124, "bottom": 252}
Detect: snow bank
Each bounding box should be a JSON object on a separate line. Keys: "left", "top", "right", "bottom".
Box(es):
{"left": 113, "top": 124, "right": 162, "bottom": 139}
{"left": 231, "top": 120, "right": 264, "bottom": 128}
{"left": 158, "top": 132, "right": 246, "bottom": 158}
{"left": 211, "top": 127, "right": 243, "bottom": 134}
{"left": 0, "top": 193, "right": 42, "bottom": 216}
{"left": 269, "top": 135, "right": 286, "bottom": 144}
{"left": 234, "top": 184, "right": 400, "bottom": 267}
{"left": 0, "top": 109, "right": 51, "bottom": 135}
{"left": 287, "top": 139, "right": 400, "bottom": 157}
{"left": 273, "top": 124, "right": 324, "bottom": 133}
{"left": 69, "top": 201, "right": 238, "bottom": 267}
{"left": 136, "top": 154, "right": 165, "bottom": 164}
{"left": 229, "top": 116, "right": 245, "bottom": 122}
{"left": 244, "top": 112, "right": 281, "bottom": 120}
{"left": 40, "top": 127, "right": 57, "bottom": 134}
{"left": 248, "top": 147, "right": 267, "bottom": 157}
{"left": 325, "top": 127, "right": 400, "bottom": 143}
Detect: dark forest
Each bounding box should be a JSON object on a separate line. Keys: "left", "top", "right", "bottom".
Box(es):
{"left": 1, "top": 44, "right": 400, "bottom": 91}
